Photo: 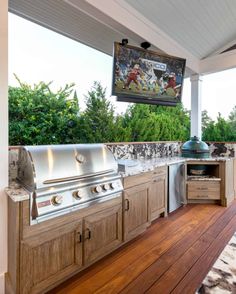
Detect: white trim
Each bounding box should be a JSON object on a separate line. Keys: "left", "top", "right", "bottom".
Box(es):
{"left": 84, "top": 0, "right": 200, "bottom": 73}
{"left": 200, "top": 49, "right": 236, "bottom": 75}
{"left": 190, "top": 74, "right": 202, "bottom": 140}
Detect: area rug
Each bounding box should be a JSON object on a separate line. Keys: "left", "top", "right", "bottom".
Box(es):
{"left": 196, "top": 232, "right": 236, "bottom": 294}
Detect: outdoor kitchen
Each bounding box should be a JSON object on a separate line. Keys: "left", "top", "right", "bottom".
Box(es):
{"left": 5, "top": 140, "right": 236, "bottom": 293}
{"left": 1, "top": 1, "right": 236, "bottom": 294}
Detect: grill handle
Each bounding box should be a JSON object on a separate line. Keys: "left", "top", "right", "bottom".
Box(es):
{"left": 85, "top": 228, "right": 91, "bottom": 240}
{"left": 125, "top": 199, "right": 130, "bottom": 211}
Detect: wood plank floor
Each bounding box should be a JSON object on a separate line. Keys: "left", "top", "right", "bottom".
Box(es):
{"left": 48, "top": 201, "right": 236, "bottom": 294}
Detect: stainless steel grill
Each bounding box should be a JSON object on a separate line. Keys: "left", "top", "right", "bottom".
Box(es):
{"left": 17, "top": 144, "right": 123, "bottom": 225}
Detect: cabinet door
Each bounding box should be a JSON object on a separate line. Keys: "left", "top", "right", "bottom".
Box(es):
{"left": 124, "top": 183, "right": 149, "bottom": 241}
{"left": 149, "top": 175, "right": 167, "bottom": 221}
{"left": 234, "top": 158, "right": 236, "bottom": 198}
{"left": 20, "top": 221, "right": 83, "bottom": 294}
{"left": 83, "top": 204, "right": 122, "bottom": 265}
{"left": 225, "top": 159, "right": 234, "bottom": 205}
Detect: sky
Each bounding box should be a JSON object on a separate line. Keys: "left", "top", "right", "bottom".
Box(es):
{"left": 9, "top": 13, "right": 236, "bottom": 120}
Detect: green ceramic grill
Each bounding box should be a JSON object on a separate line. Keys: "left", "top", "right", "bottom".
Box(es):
{"left": 181, "top": 136, "right": 210, "bottom": 158}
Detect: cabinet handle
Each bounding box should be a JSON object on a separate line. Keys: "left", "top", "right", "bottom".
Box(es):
{"left": 197, "top": 195, "right": 208, "bottom": 198}
{"left": 85, "top": 229, "right": 91, "bottom": 240}
{"left": 125, "top": 199, "right": 130, "bottom": 211}
{"left": 76, "top": 232, "right": 82, "bottom": 243}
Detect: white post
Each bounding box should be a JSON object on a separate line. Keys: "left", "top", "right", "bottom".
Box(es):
{"left": 190, "top": 74, "right": 202, "bottom": 139}
{"left": 0, "top": 0, "right": 8, "bottom": 292}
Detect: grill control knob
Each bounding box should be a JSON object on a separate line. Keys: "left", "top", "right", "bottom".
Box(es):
{"left": 94, "top": 185, "right": 102, "bottom": 193}
{"left": 51, "top": 195, "right": 63, "bottom": 205}
{"left": 102, "top": 183, "right": 110, "bottom": 191}
{"left": 110, "top": 182, "right": 115, "bottom": 189}
{"left": 72, "top": 190, "right": 82, "bottom": 200}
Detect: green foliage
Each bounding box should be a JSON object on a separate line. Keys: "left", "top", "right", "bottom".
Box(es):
{"left": 202, "top": 112, "right": 236, "bottom": 141}
{"left": 79, "top": 82, "right": 129, "bottom": 143}
{"left": 9, "top": 76, "right": 81, "bottom": 145}
{"left": 123, "top": 103, "right": 190, "bottom": 142}
{"left": 9, "top": 77, "right": 236, "bottom": 145}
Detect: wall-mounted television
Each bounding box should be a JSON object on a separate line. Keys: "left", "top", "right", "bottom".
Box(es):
{"left": 111, "top": 42, "right": 186, "bottom": 106}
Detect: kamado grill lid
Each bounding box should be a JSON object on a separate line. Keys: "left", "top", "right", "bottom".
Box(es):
{"left": 181, "top": 136, "right": 209, "bottom": 158}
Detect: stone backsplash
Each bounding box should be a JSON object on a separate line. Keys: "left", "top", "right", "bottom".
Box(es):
{"left": 106, "top": 142, "right": 181, "bottom": 160}
{"left": 8, "top": 142, "right": 236, "bottom": 183}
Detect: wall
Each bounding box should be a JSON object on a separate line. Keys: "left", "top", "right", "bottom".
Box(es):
{"left": 0, "top": 0, "right": 8, "bottom": 292}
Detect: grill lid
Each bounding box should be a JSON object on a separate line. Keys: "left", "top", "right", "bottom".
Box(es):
{"left": 17, "top": 144, "right": 118, "bottom": 191}
{"left": 181, "top": 136, "right": 210, "bottom": 158}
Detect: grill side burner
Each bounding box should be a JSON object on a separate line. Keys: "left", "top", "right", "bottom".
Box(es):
{"left": 17, "top": 144, "right": 123, "bottom": 224}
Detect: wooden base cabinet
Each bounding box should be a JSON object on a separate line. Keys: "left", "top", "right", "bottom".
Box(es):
{"left": 149, "top": 168, "right": 167, "bottom": 221}
{"left": 123, "top": 182, "right": 150, "bottom": 241}
{"left": 123, "top": 166, "right": 168, "bottom": 241}
{"left": 20, "top": 221, "right": 83, "bottom": 294}
{"left": 186, "top": 159, "right": 235, "bottom": 207}
{"left": 83, "top": 204, "right": 122, "bottom": 265}
{"left": 6, "top": 197, "right": 122, "bottom": 294}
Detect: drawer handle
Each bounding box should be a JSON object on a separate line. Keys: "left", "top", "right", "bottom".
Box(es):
{"left": 197, "top": 195, "right": 208, "bottom": 198}
{"left": 76, "top": 232, "right": 82, "bottom": 243}
{"left": 125, "top": 199, "right": 130, "bottom": 211}
{"left": 198, "top": 187, "right": 208, "bottom": 191}
{"left": 85, "top": 229, "right": 91, "bottom": 240}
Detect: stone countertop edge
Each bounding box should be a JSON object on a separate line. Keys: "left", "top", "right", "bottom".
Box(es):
{"left": 5, "top": 156, "right": 235, "bottom": 201}
{"left": 119, "top": 156, "right": 235, "bottom": 178}
{"left": 5, "top": 182, "right": 30, "bottom": 202}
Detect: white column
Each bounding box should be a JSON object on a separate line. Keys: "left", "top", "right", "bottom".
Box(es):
{"left": 190, "top": 74, "right": 202, "bottom": 139}
{"left": 0, "top": 0, "right": 8, "bottom": 292}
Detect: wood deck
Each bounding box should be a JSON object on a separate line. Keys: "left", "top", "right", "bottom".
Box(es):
{"left": 48, "top": 201, "right": 236, "bottom": 294}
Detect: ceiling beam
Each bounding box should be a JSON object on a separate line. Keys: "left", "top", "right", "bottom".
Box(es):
{"left": 84, "top": 0, "right": 200, "bottom": 74}
{"left": 200, "top": 49, "right": 236, "bottom": 75}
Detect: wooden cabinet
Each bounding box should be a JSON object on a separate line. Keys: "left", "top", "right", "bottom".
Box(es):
{"left": 123, "top": 182, "right": 150, "bottom": 241}
{"left": 186, "top": 159, "right": 236, "bottom": 206}
{"left": 234, "top": 158, "right": 236, "bottom": 198}
{"left": 123, "top": 166, "right": 168, "bottom": 241}
{"left": 149, "top": 167, "right": 167, "bottom": 221}
{"left": 7, "top": 197, "right": 123, "bottom": 294}
{"left": 187, "top": 181, "right": 221, "bottom": 200}
{"left": 83, "top": 204, "right": 122, "bottom": 265}
{"left": 222, "top": 159, "right": 235, "bottom": 206}
{"left": 20, "top": 221, "right": 83, "bottom": 294}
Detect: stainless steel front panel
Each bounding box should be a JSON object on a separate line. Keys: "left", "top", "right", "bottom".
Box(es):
{"left": 18, "top": 144, "right": 118, "bottom": 190}
{"left": 168, "top": 162, "right": 186, "bottom": 213}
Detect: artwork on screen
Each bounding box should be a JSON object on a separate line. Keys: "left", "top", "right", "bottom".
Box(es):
{"left": 112, "top": 42, "right": 186, "bottom": 106}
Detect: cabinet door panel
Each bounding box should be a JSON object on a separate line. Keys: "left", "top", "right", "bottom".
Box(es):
{"left": 149, "top": 175, "right": 167, "bottom": 221}
{"left": 20, "top": 221, "right": 82, "bottom": 294}
{"left": 124, "top": 183, "right": 149, "bottom": 241}
{"left": 225, "top": 159, "right": 234, "bottom": 204}
{"left": 84, "top": 204, "right": 122, "bottom": 265}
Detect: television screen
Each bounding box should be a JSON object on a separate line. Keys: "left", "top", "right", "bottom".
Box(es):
{"left": 112, "top": 42, "right": 186, "bottom": 106}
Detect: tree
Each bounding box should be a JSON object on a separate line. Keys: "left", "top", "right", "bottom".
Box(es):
{"left": 79, "top": 82, "right": 129, "bottom": 143}
{"left": 202, "top": 113, "right": 233, "bottom": 141}
{"left": 202, "top": 110, "right": 213, "bottom": 133}
{"left": 123, "top": 103, "right": 190, "bottom": 142}
{"left": 9, "top": 76, "right": 81, "bottom": 145}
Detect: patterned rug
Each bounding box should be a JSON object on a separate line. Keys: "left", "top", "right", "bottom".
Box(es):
{"left": 196, "top": 232, "right": 236, "bottom": 293}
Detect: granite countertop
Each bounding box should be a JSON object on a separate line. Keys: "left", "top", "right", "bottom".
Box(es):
{"left": 6, "top": 156, "right": 235, "bottom": 201}
{"left": 5, "top": 181, "right": 30, "bottom": 202}
{"left": 118, "top": 156, "right": 233, "bottom": 177}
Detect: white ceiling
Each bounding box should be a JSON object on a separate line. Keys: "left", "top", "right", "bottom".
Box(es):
{"left": 126, "top": 0, "right": 236, "bottom": 59}
{"left": 8, "top": 0, "right": 236, "bottom": 76}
